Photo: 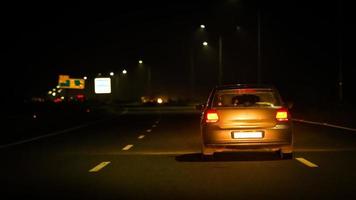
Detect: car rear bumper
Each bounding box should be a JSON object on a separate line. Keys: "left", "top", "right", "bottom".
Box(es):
{"left": 202, "top": 123, "right": 293, "bottom": 152}
{"left": 204, "top": 143, "right": 292, "bottom": 152}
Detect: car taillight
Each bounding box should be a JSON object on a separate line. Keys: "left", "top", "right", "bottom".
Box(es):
{"left": 205, "top": 109, "right": 219, "bottom": 123}
{"left": 276, "top": 108, "right": 289, "bottom": 122}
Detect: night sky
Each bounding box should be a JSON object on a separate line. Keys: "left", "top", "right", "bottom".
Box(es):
{"left": 2, "top": 0, "right": 354, "bottom": 103}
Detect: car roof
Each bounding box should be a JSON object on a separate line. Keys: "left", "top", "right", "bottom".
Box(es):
{"left": 214, "top": 84, "right": 276, "bottom": 91}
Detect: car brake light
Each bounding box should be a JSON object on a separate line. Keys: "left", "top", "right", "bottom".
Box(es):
{"left": 205, "top": 109, "right": 219, "bottom": 123}
{"left": 276, "top": 108, "right": 289, "bottom": 121}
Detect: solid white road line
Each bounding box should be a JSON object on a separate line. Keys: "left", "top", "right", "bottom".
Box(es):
{"left": 0, "top": 124, "right": 88, "bottom": 149}
{"left": 294, "top": 148, "right": 356, "bottom": 152}
{"left": 293, "top": 118, "right": 356, "bottom": 132}
{"left": 0, "top": 109, "right": 129, "bottom": 149}
{"left": 89, "top": 161, "right": 111, "bottom": 172}
{"left": 138, "top": 135, "right": 145, "bottom": 139}
{"left": 296, "top": 157, "right": 319, "bottom": 168}
{"left": 122, "top": 144, "right": 134, "bottom": 151}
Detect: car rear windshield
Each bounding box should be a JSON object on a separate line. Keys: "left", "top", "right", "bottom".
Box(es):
{"left": 212, "top": 88, "right": 282, "bottom": 108}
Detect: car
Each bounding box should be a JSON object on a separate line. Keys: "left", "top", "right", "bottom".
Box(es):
{"left": 199, "top": 84, "right": 294, "bottom": 159}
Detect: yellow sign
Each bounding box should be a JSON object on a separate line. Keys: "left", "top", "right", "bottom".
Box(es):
{"left": 58, "top": 75, "right": 85, "bottom": 89}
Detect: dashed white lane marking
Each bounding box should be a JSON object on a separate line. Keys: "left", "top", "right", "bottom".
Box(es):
{"left": 122, "top": 144, "right": 134, "bottom": 151}
{"left": 296, "top": 157, "right": 319, "bottom": 168}
{"left": 77, "top": 151, "right": 200, "bottom": 156}
{"left": 138, "top": 135, "right": 145, "bottom": 139}
{"left": 152, "top": 124, "right": 157, "bottom": 128}
{"left": 146, "top": 129, "right": 152, "bottom": 132}
{"left": 110, "top": 151, "right": 199, "bottom": 155}
{"left": 155, "top": 120, "right": 160, "bottom": 124}
{"left": 89, "top": 161, "right": 111, "bottom": 172}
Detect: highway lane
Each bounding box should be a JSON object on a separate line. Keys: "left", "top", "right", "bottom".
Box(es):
{"left": 1, "top": 107, "right": 356, "bottom": 199}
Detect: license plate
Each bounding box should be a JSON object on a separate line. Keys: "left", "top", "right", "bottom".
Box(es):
{"left": 233, "top": 131, "right": 263, "bottom": 139}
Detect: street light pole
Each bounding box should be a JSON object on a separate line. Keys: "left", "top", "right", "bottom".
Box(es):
{"left": 139, "top": 60, "right": 151, "bottom": 96}
{"left": 338, "top": 1, "right": 343, "bottom": 103}
{"left": 338, "top": 40, "right": 343, "bottom": 103}
{"left": 257, "top": 7, "right": 262, "bottom": 84}
{"left": 218, "top": 35, "right": 223, "bottom": 85}
{"left": 189, "top": 45, "right": 195, "bottom": 100}
{"left": 199, "top": 25, "right": 225, "bottom": 85}
{"left": 147, "top": 65, "right": 151, "bottom": 96}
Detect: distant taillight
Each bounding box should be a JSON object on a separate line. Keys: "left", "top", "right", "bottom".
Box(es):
{"left": 276, "top": 108, "right": 289, "bottom": 121}
{"left": 205, "top": 109, "right": 219, "bottom": 123}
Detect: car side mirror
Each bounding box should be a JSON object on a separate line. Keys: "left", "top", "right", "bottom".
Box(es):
{"left": 195, "top": 104, "right": 205, "bottom": 111}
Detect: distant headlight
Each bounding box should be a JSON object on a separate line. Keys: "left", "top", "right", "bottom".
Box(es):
{"left": 157, "top": 98, "right": 163, "bottom": 104}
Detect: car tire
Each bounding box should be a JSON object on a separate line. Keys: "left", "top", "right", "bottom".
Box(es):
{"left": 201, "top": 145, "right": 214, "bottom": 160}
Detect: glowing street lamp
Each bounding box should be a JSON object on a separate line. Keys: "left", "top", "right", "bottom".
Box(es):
{"left": 199, "top": 24, "right": 223, "bottom": 85}
{"left": 122, "top": 69, "right": 127, "bottom": 74}
{"left": 110, "top": 72, "right": 114, "bottom": 76}
{"left": 83, "top": 76, "right": 87, "bottom": 80}
{"left": 139, "top": 60, "right": 143, "bottom": 64}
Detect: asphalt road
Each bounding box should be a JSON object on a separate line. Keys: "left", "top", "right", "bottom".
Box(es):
{"left": 1, "top": 107, "right": 356, "bottom": 199}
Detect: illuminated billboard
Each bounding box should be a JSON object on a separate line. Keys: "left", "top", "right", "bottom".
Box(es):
{"left": 58, "top": 75, "right": 85, "bottom": 89}
{"left": 94, "top": 78, "right": 111, "bottom": 94}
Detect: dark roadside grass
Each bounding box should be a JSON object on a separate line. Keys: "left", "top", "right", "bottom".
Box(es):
{"left": 1, "top": 101, "right": 124, "bottom": 146}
